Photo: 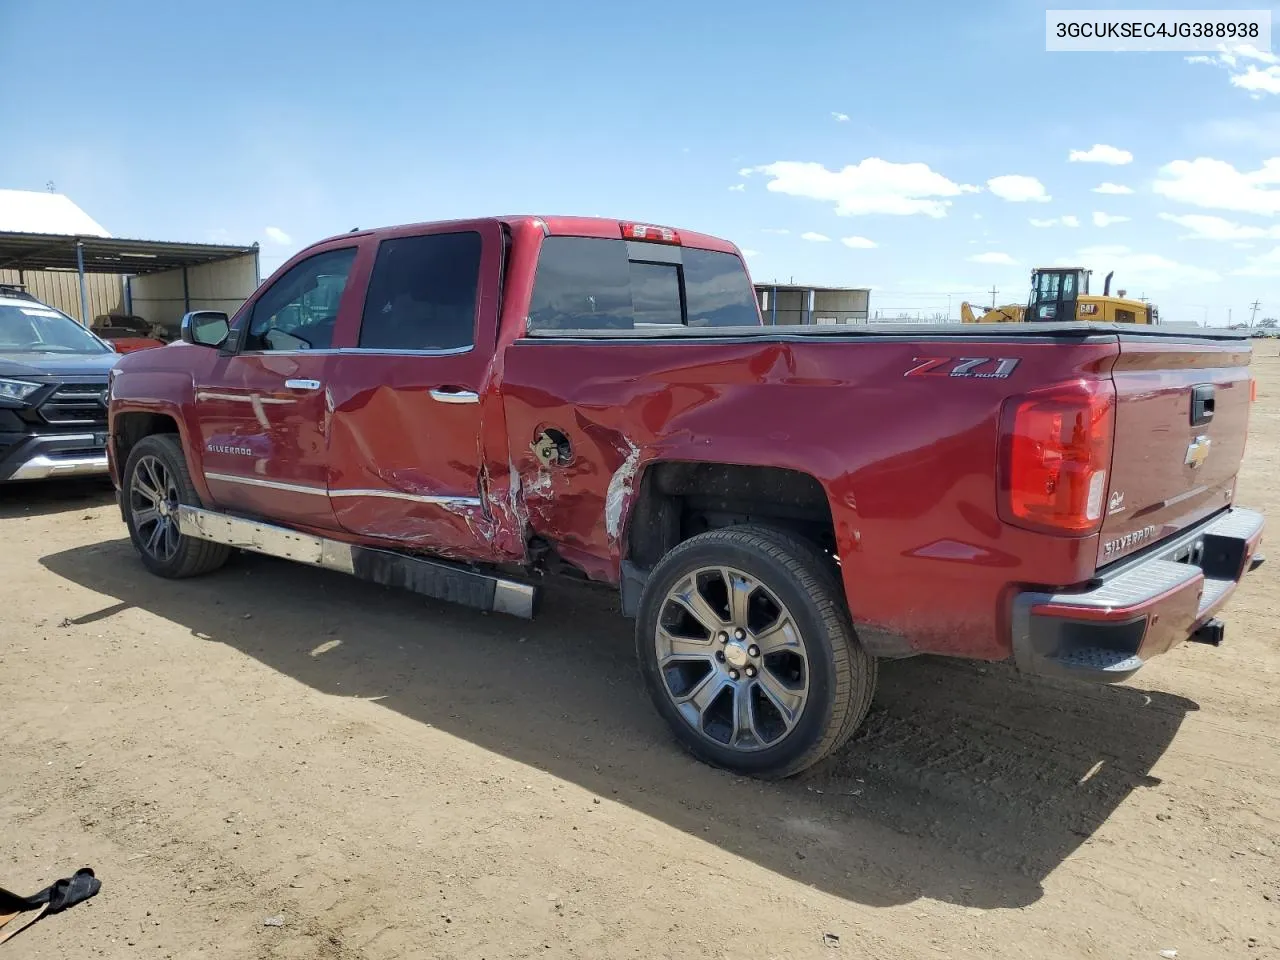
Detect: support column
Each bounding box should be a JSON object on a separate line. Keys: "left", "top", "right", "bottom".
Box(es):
{"left": 75, "top": 241, "right": 89, "bottom": 326}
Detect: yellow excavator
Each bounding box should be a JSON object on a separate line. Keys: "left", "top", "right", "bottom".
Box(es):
{"left": 961, "top": 267, "right": 1157, "bottom": 325}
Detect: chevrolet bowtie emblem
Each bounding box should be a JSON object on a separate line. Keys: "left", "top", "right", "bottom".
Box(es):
{"left": 1185, "top": 435, "right": 1211, "bottom": 469}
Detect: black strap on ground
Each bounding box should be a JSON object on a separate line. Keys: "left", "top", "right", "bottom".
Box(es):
{"left": 0, "top": 868, "right": 100, "bottom": 945}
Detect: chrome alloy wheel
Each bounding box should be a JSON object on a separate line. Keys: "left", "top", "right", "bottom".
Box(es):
{"left": 654, "top": 565, "right": 810, "bottom": 752}
{"left": 129, "top": 453, "right": 181, "bottom": 563}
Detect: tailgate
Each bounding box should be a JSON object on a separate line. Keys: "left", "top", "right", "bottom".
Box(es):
{"left": 1099, "top": 336, "right": 1253, "bottom": 566}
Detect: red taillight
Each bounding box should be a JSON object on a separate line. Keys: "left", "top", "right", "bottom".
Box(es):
{"left": 620, "top": 221, "right": 681, "bottom": 244}
{"left": 999, "top": 380, "right": 1115, "bottom": 535}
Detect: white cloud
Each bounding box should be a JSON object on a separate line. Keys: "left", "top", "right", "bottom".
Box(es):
{"left": 831, "top": 111, "right": 849, "bottom": 122}
{"left": 1093, "top": 182, "right": 1134, "bottom": 195}
{"left": 1233, "top": 67, "right": 1280, "bottom": 94}
{"left": 264, "top": 226, "right": 292, "bottom": 245}
{"left": 1154, "top": 156, "right": 1280, "bottom": 214}
{"left": 968, "top": 251, "right": 1018, "bottom": 265}
{"left": 1235, "top": 241, "right": 1255, "bottom": 249}
{"left": 1188, "top": 45, "right": 1280, "bottom": 96}
{"left": 1158, "top": 211, "right": 1280, "bottom": 241}
{"left": 1071, "top": 244, "right": 1219, "bottom": 289}
{"left": 1232, "top": 246, "right": 1280, "bottom": 275}
{"left": 740, "top": 248, "right": 761, "bottom": 258}
{"left": 1092, "top": 211, "right": 1131, "bottom": 227}
{"left": 987, "top": 175, "right": 1050, "bottom": 202}
{"left": 801, "top": 231, "right": 831, "bottom": 242}
{"left": 1068, "top": 144, "right": 1133, "bottom": 165}
{"left": 753, "top": 158, "right": 980, "bottom": 218}
{"left": 737, "top": 167, "right": 754, "bottom": 177}
{"left": 840, "top": 235, "right": 877, "bottom": 248}
{"left": 761, "top": 228, "right": 790, "bottom": 235}
{"left": 728, "top": 183, "right": 746, "bottom": 192}
{"left": 1029, "top": 215, "right": 1081, "bottom": 228}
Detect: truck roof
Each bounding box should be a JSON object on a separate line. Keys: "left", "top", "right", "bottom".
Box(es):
{"left": 309, "top": 216, "right": 741, "bottom": 256}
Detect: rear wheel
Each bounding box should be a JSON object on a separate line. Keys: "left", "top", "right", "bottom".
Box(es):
{"left": 636, "top": 525, "right": 876, "bottom": 779}
{"left": 122, "top": 434, "right": 230, "bottom": 579}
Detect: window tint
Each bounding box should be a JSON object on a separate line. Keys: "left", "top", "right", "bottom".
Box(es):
{"left": 629, "top": 261, "right": 682, "bottom": 326}
{"left": 246, "top": 247, "right": 356, "bottom": 351}
{"left": 527, "top": 237, "right": 633, "bottom": 331}
{"left": 527, "top": 237, "right": 757, "bottom": 333}
{"left": 682, "top": 247, "right": 761, "bottom": 327}
{"left": 359, "top": 232, "right": 481, "bottom": 351}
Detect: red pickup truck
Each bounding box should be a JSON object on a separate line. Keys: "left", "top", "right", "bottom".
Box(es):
{"left": 106, "top": 215, "right": 1265, "bottom": 778}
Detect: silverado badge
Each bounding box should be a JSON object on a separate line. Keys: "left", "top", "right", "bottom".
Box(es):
{"left": 1184, "top": 435, "right": 1211, "bottom": 469}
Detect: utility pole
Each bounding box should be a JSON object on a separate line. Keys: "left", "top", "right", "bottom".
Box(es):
{"left": 946, "top": 293, "right": 952, "bottom": 321}
{"left": 1229, "top": 308, "right": 1233, "bottom": 326}
{"left": 989, "top": 285, "right": 998, "bottom": 308}
{"left": 1250, "top": 299, "right": 1261, "bottom": 327}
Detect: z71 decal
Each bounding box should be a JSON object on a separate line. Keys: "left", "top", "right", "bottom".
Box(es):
{"left": 904, "top": 357, "right": 1021, "bottom": 379}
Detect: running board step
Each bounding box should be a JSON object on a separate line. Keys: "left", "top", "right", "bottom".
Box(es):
{"left": 176, "top": 506, "right": 538, "bottom": 619}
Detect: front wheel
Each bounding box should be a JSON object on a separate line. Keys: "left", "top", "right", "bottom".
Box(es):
{"left": 635, "top": 525, "right": 876, "bottom": 779}
{"left": 122, "top": 434, "right": 231, "bottom": 579}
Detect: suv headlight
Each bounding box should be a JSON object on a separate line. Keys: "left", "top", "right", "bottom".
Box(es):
{"left": 0, "top": 377, "right": 41, "bottom": 402}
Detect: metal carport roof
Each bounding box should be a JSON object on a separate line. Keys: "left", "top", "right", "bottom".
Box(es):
{"left": 0, "top": 231, "right": 258, "bottom": 275}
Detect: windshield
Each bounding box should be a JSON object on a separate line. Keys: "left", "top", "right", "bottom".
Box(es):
{"left": 0, "top": 303, "right": 112, "bottom": 354}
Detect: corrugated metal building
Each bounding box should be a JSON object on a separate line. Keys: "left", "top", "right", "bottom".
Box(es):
{"left": 0, "top": 267, "right": 123, "bottom": 320}
{"left": 0, "top": 189, "right": 258, "bottom": 332}
{"left": 754, "top": 283, "right": 871, "bottom": 325}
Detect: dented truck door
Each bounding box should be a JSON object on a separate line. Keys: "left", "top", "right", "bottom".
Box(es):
{"left": 192, "top": 242, "right": 363, "bottom": 532}
{"left": 324, "top": 221, "right": 504, "bottom": 559}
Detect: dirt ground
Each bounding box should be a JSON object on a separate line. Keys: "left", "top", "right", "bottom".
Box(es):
{"left": 2, "top": 346, "right": 1279, "bottom": 960}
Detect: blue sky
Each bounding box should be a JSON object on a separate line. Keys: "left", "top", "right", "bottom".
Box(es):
{"left": 3, "top": 0, "right": 1280, "bottom": 323}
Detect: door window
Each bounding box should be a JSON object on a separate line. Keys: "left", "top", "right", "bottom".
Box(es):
{"left": 357, "top": 232, "right": 482, "bottom": 351}
{"left": 244, "top": 247, "right": 357, "bottom": 352}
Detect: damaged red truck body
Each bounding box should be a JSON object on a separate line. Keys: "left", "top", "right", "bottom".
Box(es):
{"left": 106, "top": 215, "right": 1264, "bottom": 778}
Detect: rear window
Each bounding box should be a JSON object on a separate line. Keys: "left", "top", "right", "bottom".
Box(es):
{"left": 526, "top": 237, "right": 759, "bottom": 333}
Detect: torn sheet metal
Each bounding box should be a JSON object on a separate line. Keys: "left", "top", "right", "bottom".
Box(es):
{"left": 604, "top": 440, "right": 641, "bottom": 541}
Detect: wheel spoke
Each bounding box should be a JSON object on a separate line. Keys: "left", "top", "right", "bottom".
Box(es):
{"left": 751, "top": 615, "right": 802, "bottom": 656}
{"left": 679, "top": 671, "right": 730, "bottom": 721}
{"left": 143, "top": 459, "right": 164, "bottom": 499}
{"left": 163, "top": 516, "right": 179, "bottom": 558}
{"left": 755, "top": 668, "right": 805, "bottom": 732}
{"left": 721, "top": 568, "right": 754, "bottom": 626}
{"left": 133, "top": 507, "right": 160, "bottom": 529}
{"left": 144, "top": 518, "right": 166, "bottom": 553}
{"left": 670, "top": 576, "right": 727, "bottom": 633}
{"left": 731, "top": 683, "right": 762, "bottom": 749}
{"left": 657, "top": 627, "right": 715, "bottom": 666}
{"left": 132, "top": 474, "right": 160, "bottom": 504}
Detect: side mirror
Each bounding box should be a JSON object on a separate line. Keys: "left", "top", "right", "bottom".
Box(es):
{"left": 181, "top": 311, "right": 230, "bottom": 348}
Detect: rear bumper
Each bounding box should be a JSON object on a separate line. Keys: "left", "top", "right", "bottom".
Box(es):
{"left": 0, "top": 432, "right": 109, "bottom": 482}
{"left": 1011, "top": 506, "right": 1265, "bottom": 683}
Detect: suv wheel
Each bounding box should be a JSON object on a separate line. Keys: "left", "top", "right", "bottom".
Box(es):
{"left": 635, "top": 525, "right": 876, "bottom": 779}
{"left": 122, "top": 434, "right": 231, "bottom": 578}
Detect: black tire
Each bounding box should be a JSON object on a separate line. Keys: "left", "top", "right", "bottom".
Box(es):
{"left": 122, "top": 433, "right": 231, "bottom": 579}
{"left": 635, "top": 524, "right": 876, "bottom": 779}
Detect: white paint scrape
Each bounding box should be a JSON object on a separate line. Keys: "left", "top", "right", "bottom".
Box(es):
{"left": 604, "top": 441, "right": 641, "bottom": 540}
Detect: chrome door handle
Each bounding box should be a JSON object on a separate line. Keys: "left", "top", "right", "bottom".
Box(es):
{"left": 284, "top": 379, "right": 321, "bottom": 390}
{"left": 429, "top": 388, "right": 479, "bottom": 404}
